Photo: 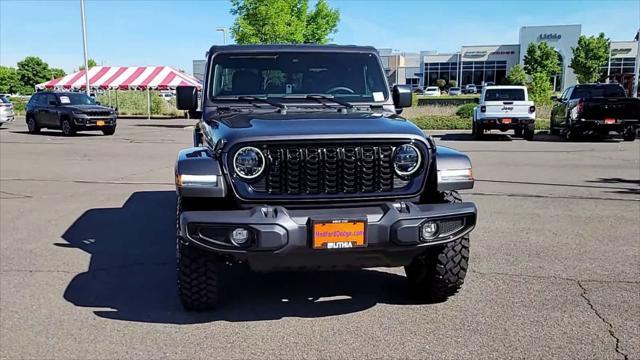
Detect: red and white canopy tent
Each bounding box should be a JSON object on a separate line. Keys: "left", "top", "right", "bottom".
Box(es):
{"left": 36, "top": 66, "right": 202, "bottom": 118}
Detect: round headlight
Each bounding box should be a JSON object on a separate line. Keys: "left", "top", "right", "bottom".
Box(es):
{"left": 233, "top": 146, "right": 265, "bottom": 179}
{"left": 393, "top": 144, "right": 421, "bottom": 176}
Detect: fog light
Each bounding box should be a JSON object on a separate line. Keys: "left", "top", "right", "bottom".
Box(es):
{"left": 231, "top": 228, "right": 249, "bottom": 246}
{"left": 421, "top": 221, "right": 439, "bottom": 240}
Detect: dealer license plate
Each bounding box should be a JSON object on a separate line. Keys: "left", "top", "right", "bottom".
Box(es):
{"left": 312, "top": 219, "right": 366, "bottom": 249}
{"left": 604, "top": 118, "right": 616, "bottom": 124}
{"left": 96, "top": 120, "right": 106, "bottom": 126}
{"left": 502, "top": 118, "right": 512, "bottom": 124}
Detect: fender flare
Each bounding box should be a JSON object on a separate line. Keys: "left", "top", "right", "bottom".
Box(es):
{"left": 435, "top": 146, "right": 474, "bottom": 191}
{"left": 175, "top": 147, "right": 226, "bottom": 198}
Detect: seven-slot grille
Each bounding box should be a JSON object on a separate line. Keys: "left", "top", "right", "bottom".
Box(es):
{"left": 85, "top": 111, "right": 112, "bottom": 117}
{"left": 241, "top": 143, "right": 418, "bottom": 196}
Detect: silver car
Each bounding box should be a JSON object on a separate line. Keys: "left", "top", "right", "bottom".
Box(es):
{"left": 0, "top": 96, "right": 15, "bottom": 127}
{"left": 448, "top": 87, "right": 461, "bottom": 96}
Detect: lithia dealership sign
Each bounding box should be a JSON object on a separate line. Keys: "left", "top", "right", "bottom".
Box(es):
{"left": 538, "top": 33, "right": 562, "bottom": 41}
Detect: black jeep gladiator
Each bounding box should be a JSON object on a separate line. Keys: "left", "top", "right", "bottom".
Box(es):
{"left": 550, "top": 83, "right": 639, "bottom": 141}
{"left": 174, "top": 45, "right": 477, "bottom": 311}
{"left": 25, "top": 92, "right": 117, "bottom": 136}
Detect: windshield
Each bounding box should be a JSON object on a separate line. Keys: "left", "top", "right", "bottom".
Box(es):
{"left": 209, "top": 52, "right": 388, "bottom": 102}
{"left": 0, "top": 96, "right": 10, "bottom": 103}
{"left": 485, "top": 89, "right": 525, "bottom": 101}
{"left": 450, "top": 88, "right": 460, "bottom": 91}
{"left": 58, "top": 93, "right": 96, "bottom": 105}
{"left": 427, "top": 87, "right": 438, "bottom": 91}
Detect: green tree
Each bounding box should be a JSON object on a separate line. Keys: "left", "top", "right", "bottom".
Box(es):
{"left": 79, "top": 59, "right": 97, "bottom": 70}
{"left": 50, "top": 68, "right": 66, "bottom": 80}
{"left": 523, "top": 42, "right": 561, "bottom": 77}
{"left": 230, "top": 0, "right": 340, "bottom": 44}
{"left": 0, "top": 66, "right": 22, "bottom": 94}
{"left": 505, "top": 64, "right": 528, "bottom": 85}
{"left": 435, "top": 79, "right": 446, "bottom": 89}
{"left": 527, "top": 72, "right": 553, "bottom": 105}
{"left": 17, "top": 56, "right": 51, "bottom": 94}
{"left": 447, "top": 80, "right": 457, "bottom": 88}
{"left": 570, "top": 33, "right": 610, "bottom": 84}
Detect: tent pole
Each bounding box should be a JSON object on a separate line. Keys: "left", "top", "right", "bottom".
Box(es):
{"left": 115, "top": 90, "right": 118, "bottom": 111}
{"left": 147, "top": 88, "right": 151, "bottom": 120}
{"left": 108, "top": 89, "right": 111, "bottom": 107}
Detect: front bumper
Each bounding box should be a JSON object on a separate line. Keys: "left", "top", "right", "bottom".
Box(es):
{"left": 476, "top": 117, "right": 535, "bottom": 130}
{"left": 179, "top": 201, "right": 477, "bottom": 271}
{"left": 73, "top": 116, "right": 117, "bottom": 129}
{"left": 0, "top": 112, "right": 15, "bottom": 124}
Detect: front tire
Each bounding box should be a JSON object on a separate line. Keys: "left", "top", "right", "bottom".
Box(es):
{"left": 405, "top": 191, "right": 470, "bottom": 301}
{"left": 472, "top": 120, "right": 483, "bottom": 140}
{"left": 61, "top": 118, "right": 75, "bottom": 136}
{"left": 102, "top": 126, "right": 116, "bottom": 136}
{"left": 176, "top": 196, "right": 220, "bottom": 311}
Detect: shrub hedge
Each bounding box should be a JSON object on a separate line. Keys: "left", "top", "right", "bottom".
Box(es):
{"left": 455, "top": 103, "right": 476, "bottom": 118}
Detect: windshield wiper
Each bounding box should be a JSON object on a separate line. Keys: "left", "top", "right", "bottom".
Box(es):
{"left": 237, "top": 96, "right": 287, "bottom": 113}
{"left": 305, "top": 94, "right": 354, "bottom": 109}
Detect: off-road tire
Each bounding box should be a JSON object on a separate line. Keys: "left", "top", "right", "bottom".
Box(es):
{"left": 523, "top": 124, "right": 535, "bottom": 141}
{"left": 405, "top": 191, "right": 470, "bottom": 301}
{"left": 565, "top": 128, "right": 579, "bottom": 142}
{"left": 622, "top": 127, "right": 637, "bottom": 142}
{"left": 27, "top": 116, "right": 40, "bottom": 134}
{"left": 472, "top": 121, "right": 483, "bottom": 140}
{"left": 61, "top": 118, "right": 75, "bottom": 136}
{"left": 514, "top": 127, "right": 523, "bottom": 138}
{"left": 176, "top": 196, "right": 220, "bottom": 311}
{"left": 102, "top": 126, "right": 116, "bottom": 136}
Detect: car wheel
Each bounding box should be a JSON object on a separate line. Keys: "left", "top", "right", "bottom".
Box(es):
{"left": 622, "top": 126, "right": 637, "bottom": 142}
{"left": 61, "top": 118, "right": 75, "bottom": 136}
{"left": 473, "top": 121, "right": 483, "bottom": 140}
{"left": 405, "top": 191, "right": 469, "bottom": 302}
{"left": 27, "top": 116, "right": 40, "bottom": 134}
{"left": 565, "top": 128, "right": 579, "bottom": 142}
{"left": 514, "top": 127, "right": 523, "bottom": 137}
{"left": 524, "top": 124, "right": 535, "bottom": 141}
{"left": 102, "top": 126, "right": 116, "bottom": 136}
{"left": 176, "top": 196, "right": 220, "bottom": 311}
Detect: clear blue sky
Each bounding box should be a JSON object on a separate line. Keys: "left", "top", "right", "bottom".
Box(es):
{"left": 1, "top": 0, "right": 638, "bottom": 74}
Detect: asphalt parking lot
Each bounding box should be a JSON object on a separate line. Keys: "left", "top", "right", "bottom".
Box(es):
{"left": 1, "top": 117, "right": 638, "bottom": 359}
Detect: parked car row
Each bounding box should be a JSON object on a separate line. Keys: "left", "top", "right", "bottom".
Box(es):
{"left": 471, "top": 83, "right": 638, "bottom": 141}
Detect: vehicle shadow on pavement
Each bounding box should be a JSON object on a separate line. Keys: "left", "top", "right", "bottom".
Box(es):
{"left": 10, "top": 130, "right": 102, "bottom": 137}
{"left": 60, "top": 191, "right": 424, "bottom": 325}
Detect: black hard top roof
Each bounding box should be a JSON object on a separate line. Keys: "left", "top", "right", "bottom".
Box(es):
{"left": 208, "top": 44, "right": 378, "bottom": 55}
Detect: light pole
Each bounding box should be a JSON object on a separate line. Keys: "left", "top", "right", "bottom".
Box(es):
{"left": 80, "top": 0, "right": 90, "bottom": 96}
{"left": 216, "top": 27, "right": 227, "bottom": 45}
{"left": 633, "top": 34, "right": 639, "bottom": 98}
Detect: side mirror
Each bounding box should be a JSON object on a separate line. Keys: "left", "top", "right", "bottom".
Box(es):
{"left": 392, "top": 85, "right": 412, "bottom": 109}
{"left": 176, "top": 86, "right": 198, "bottom": 111}
{"left": 473, "top": 97, "right": 480, "bottom": 104}
{"left": 550, "top": 96, "right": 558, "bottom": 102}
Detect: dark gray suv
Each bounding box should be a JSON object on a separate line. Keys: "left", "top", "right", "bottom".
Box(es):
{"left": 25, "top": 92, "right": 117, "bottom": 136}
{"left": 174, "top": 45, "right": 477, "bottom": 311}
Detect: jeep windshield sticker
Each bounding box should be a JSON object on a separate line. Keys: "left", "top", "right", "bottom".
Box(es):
{"left": 373, "top": 92, "right": 384, "bottom": 102}
{"left": 59, "top": 96, "right": 70, "bottom": 104}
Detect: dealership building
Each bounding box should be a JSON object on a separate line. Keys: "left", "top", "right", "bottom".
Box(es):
{"left": 379, "top": 25, "right": 639, "bottom": 91}
{"left": 192, "top": 25, "right": 638, "bottom": 93}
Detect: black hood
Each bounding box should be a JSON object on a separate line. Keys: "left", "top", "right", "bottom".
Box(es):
{"left": 60, "top": 104, "right": 112, "bottom": 112}
{"left": 209, "top": 110, "right": 426, "bottom": 148}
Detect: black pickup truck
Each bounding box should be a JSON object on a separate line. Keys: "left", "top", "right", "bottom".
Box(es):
{"left": 173, "top": 45, "right": 477, "bottom": 311}
{"left": 550, "top": 83, "right": 639, "bottom": 141}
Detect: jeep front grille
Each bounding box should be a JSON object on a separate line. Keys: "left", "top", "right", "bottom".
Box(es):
{"left": 245, "top": 143, "right": 415, "bottom": 196}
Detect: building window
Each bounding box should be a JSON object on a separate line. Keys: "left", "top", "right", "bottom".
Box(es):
{"left": 424, "top": 62, "right": 459, "bottom": 86}
{"left": 601, "top": 57, "right": 636, "bottom": 77}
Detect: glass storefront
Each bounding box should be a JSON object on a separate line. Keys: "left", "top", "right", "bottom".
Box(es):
{"left": 424, "top": 62, "right": 458, "bottom": 86}
{"left": 601, "top": 57, "right": 637, "bottom": 76}
{"left": 461, "top": 61, "right": 507, "bottom": 86}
